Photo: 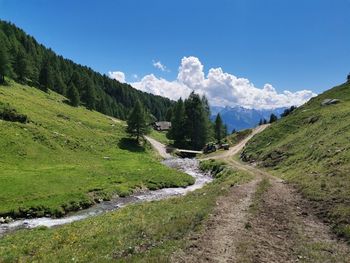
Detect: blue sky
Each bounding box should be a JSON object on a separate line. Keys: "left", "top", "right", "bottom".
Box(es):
{"left": 1, "top": 0, "right": 349, "bottom": 108}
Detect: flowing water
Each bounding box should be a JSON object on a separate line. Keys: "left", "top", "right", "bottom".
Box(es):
{"left": 0, "top": 158, "right": 212, "bottom": 236}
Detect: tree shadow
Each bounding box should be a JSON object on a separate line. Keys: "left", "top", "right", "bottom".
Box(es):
{"left": 62, "top": 99, "right": 72, "bottom": 106}
{"left": 118, "top": 137, "right": 145, "bottom": 153}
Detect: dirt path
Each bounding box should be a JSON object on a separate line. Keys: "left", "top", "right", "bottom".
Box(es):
{"left": 173, "top": 178, "right": 261, "bottom": 263}
{"left": 200, "top": 124, "right": 269, "bottom": 161}
{"left": 144, "top": 136, "right": 172, "bottom": 159}
{"left": 228, "top": 160, "right": 350, "bottom": 263}
{"left": 172, "top": 129, "right": 350, "bottom": 262}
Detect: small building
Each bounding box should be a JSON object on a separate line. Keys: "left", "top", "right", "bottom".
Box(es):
{"left": 153, "top": 121, "right": 172, "bottom": 131}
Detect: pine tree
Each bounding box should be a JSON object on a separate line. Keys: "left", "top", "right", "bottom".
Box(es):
{"left": 184, "top": 92, "right": 209, "bottom": 150}
{"left": 84, "top": 79, "right": 96, "bottom": 110}
{"left": 215, "top": 113, "right": 224, "bottom": 143}
{"left": 168, "top": 98, "right": 186, "bottom": 147}
{"left": 55, "top": 75, "right": 67, "bottom": 95}
{"left": 39, "top": 60, "right": 54, "bottom": 92}
{"left": 201, "top": 95, "right": 210, "bottom": 118}
{"left": 259, "top": 119, "right": 263, "bottom": 126}
{"left": 13, "top": 49, "right": 29, "bottom": 82}
{"left": 127, "top": 100, "right": 150, "bottom": 142}
{"left": 70, "top": 71, "right": 82, "bottom": 90}
{"left": 67, "top": 83, "right": 80, "bottom": 107}
{"left": 263, "top": 118, "right": 267, "bottom": 124}
{"left": 165, "top": 107, "right": 173, "bottom": 122}
{"left": 269, "top": 113, "right": 278, "bottom": 123}
{"left": 347, "top": 73, "right": 350, "bottom": 83}
{"left": 0, "top": 47, "right": 10, "bottom": 83}
{"left": 280, "top": 106, "right": 296, "bottom": 118}
{"left": 97, "top": 95, "right": 109, "bottom": 115}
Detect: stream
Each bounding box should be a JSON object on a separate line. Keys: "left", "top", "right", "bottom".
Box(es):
{"left": 0, "top": 158, "right": 212, "bottom": 236}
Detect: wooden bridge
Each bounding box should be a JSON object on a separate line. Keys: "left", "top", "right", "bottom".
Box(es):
{"left": 176, "top": 149, "right": 203, "bottom": 155}
{"left": 165, "top": 146, "right": 203, "bottom": 157}
{"left": 177, "top": 149, "right": 203, "bottom": 154}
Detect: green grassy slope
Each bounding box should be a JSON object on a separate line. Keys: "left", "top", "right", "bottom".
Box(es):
{"left": 0, "top": 81, "right": 194, "bottom": 218}
{"left": 148, "top": 130, "right": 173, "bottom": 145}
{"left": 225, "top": 128, "right": 252, "bottom": 146}
{"left": 242, "top": 81, "right": 350, "bottom": 240}
{"left": 0, "top": 161, "right": 252, "bottom": 262}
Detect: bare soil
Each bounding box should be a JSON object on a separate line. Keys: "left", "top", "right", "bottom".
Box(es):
{"left": 171, "top": 126, "right": 350, "bottom": 263}
{"left": 145, "top": 135, "right": 172, "bottom": 159}
{"left": 173, "top": 178, "right": 261, "bottom": 263}
{"left": 235, "top": 172, "right": 350, "bottom": 263}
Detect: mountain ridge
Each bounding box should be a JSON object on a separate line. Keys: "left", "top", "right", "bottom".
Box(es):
{"left": 211, "top": 105, "right": 286, "bottom": 132}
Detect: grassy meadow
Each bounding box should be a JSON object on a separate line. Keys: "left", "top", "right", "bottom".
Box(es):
{"left": 242, "top": 82, "right": 350, "bottom": 240}
{"left": 0, "top": 81, "right": 194, "bottom": 218}
{"left": 0, "top": 160, "right": 252, "bottom": 262}
{"left": 148, "top": 129, "right": 173, "bottom": 145}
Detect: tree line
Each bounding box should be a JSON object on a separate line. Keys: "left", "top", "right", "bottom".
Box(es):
{"left": 167, "top": 92, "right": 227, "bottom": 150}
{"left": 0, "top": 20, "right": 173, "bottom": 120}
{"left": 258, "top": 105, "right": 297, "bottom": 126}
{"left": 126, "top": 92, "right": 228, "bottom": 150}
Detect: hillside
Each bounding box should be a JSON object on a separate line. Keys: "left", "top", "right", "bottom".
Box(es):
{"left": 0, "top": 20, "right": 173, "bottom": 120}
{"left": 0, "top": 81, "right": 193, "bottom": 218}
{"left": 0, "top": 84, "right": 253, "bottom": 261}
{"left": 242, "top": 81, "right": 350, "bottom": 240}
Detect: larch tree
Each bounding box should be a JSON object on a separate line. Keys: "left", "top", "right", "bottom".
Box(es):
{"left": 214, "top": 113, "right": 224, "bottom": 143}
{"left": 0, "top": 47, "right": 10, "bottom": 84}
{"left": 67, "top": 83, "right": 80, "bottom": 107}
{"left": 39, "top": 60, "right": 54, "bottom": 92}
{"left": 165, "top": 107, "right": 173, "bottom": 122}
{"left": 13, "top": 49, "right": 29, "bottom": 82}
{"left": 168, "top": 98, "right": 186, "bottom": 147}
{"left": 269, "top": 113, "right": 278, "bottom": 123}
{"left": 84, "top": 79, "right": 97, "bottom": 110}
{"left": 184, "top": 92, "right": 209, "bottom": 150}
{"left": 127, "top": 100, "right": 150, "bottom": 142}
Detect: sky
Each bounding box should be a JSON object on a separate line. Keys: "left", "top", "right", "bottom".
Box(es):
{"left": 1, "top": 0, "right": 349, "bottom": 109}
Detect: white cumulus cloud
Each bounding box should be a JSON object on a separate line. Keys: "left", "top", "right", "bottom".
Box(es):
{"left": 108, "top": 71, "right": 126, "bottom": 83}
{"left": 132, "top": 74, "right": 191, "bottom": 100}
{"left": 130, "top": 56, "right": 317, "bottom": 109}
{"left": 153, "top": 60, "right": 168, "bottom": 72}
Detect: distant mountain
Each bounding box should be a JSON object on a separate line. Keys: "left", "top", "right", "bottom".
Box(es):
{"left": 211, "top": 106, "right": 286, "bottom": 132}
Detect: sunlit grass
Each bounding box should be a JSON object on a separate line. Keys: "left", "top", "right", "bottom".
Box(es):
{"left": 242, "top": 82, "right": 350, "bottom": 240}
{"left": 0, "top": 81, "right": 193, "bottom": 218}
{"left": 0, "top": 161, "right": 252, "bottom": 262}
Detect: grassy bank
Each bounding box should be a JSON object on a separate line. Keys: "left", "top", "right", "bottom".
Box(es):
{"left": 0, "top": 160, "right": 252, "bottom": 262}
{"left": 225, "top": 128, "right": 252, "bottom": 146}
{"left": 248, "top": 178, "right": 271, "bottom": 216}
{"left": 0, "top": 81, "right": 194, "bottom": 218}
{"left": 148, "top": 130, "right": 173, "bottom": 145}
{"left": 242, "top": 82, "right": 350, "bottom": 240}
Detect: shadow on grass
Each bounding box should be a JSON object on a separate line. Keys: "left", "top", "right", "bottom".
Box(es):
{"left": 62, "top": 99, "right": 72, "bottom": 106}
{"left": 118, "top": 137, "right": 145, "bottom": 153}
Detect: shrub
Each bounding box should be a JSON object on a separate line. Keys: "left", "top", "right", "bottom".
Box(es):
{"left": 0, "top": 102, "right": 28, "bottom": 123}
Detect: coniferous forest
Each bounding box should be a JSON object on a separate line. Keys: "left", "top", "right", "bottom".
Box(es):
{"left": 0, "top": 20, "right": 173, "bottom": 120}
